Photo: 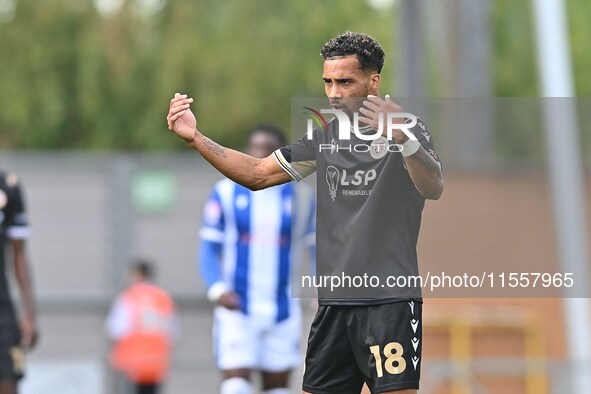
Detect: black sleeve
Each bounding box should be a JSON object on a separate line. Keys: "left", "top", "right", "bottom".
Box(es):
{"left": 411, "top": 118, "right": 442, "bottom": 166}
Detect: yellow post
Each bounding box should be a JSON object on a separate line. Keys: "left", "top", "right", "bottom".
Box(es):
{"left": 524, "top": 318, "right": 548, "bottom": 394}
{"left": 449, "top": 318, "right": 472, "bottom": 394}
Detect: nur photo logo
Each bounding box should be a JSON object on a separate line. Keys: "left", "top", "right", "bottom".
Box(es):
{"left": 303, "top": 108, "right": 418, "bottom": 142}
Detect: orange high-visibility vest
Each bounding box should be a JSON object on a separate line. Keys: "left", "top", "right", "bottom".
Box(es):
{"left": 110, "top": 283, "right": 175, "bottom": 384}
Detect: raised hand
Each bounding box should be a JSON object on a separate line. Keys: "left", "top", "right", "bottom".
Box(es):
{"left": 167, "top": 93, "right": 197, "bottom": 142}
{"left": 358, "top": 95, "right": 409, "bottom": 144}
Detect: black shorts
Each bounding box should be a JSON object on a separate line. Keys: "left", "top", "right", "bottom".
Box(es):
{"left": 303, "top": 301, "right": 422, "bottom": 394}
{"left": 0, "top": 318, "right": 24, "bottom": 382}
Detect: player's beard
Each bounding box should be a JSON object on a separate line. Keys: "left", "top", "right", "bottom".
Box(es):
{"left": 330, "top": 96, "right": 365, "bottom": 119}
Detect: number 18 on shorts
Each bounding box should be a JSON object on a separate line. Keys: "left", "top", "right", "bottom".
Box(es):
{"left": 303, "top": 301, "right": 421, "bottom": 394}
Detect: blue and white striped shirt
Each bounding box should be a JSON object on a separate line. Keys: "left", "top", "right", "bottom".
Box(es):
{"left": 199, "top": 179, "right": 315, "bottom": 322}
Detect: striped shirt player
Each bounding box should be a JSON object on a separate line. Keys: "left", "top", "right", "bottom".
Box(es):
{"left": 200, "top": 179, "right": 315, "bottom": 371}
{"left": 198, "top": 124, "right": 315, "bottom": 394}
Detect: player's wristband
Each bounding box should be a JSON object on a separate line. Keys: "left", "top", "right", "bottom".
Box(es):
{"left": 400, "top": 138, "right": 421, "bottom": 157}
{"left": 207, "top": 282, "right": 229, "bottom": 303}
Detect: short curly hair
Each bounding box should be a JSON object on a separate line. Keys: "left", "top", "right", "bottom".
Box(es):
{"left": 320, "top": 31, "right": 385, "bottom": 73}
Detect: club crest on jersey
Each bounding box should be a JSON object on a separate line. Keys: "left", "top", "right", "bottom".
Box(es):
{"left": 370, "top": 136, "right": 389, "bottom": 159}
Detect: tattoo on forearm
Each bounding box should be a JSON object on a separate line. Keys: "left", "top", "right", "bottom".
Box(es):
{"left": 203, "top": 137, "right": 227, "bottom": 158}
{"left": 412, "top": 147, "right": 441, "bottom": 178}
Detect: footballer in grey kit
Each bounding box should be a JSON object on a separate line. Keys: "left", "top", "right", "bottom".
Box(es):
{"left": 167, "top": 31, "right": 443, "bottom": 394}
{"left": 274, "top": 116, "right": 440, "bottom": 303}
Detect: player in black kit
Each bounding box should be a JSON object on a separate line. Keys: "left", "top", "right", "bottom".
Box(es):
{"left": 0, "top": 171, "right": 37, "bottom": 394}
{"left": 167, "top": 32, "right": 443, "bottom": 393}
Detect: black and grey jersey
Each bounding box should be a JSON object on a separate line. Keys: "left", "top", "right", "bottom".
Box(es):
{"left": 0, "top": 172, "right": 30, "bottom": 314}
{"left": 274, "top": 118, "right": 441, "bottom": 305}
